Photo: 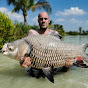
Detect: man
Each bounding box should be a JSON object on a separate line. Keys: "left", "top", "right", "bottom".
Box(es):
{"left": 20, "top": 12, "right": 73, "bottom": 77}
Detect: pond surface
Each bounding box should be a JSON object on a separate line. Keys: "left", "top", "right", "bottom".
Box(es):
{"left": 0, "top": 35, "right": 88, "bottom": 88}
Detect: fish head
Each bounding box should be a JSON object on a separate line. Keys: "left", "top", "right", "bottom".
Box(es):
{"left": 2, "top": 43, "right": 19, "bottom": 60}
{"left": 2, "top": 39, "right": 31, "bottom": 60}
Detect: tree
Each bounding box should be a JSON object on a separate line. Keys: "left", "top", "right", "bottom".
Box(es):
{"left": 79, "top": 27, "right": 82, "bottom": 35}
{"left": 49, "top": 20, "right": 53, "bottom": 25}
{"left": 7, "top": 0, "right": 52, "bottom": 24}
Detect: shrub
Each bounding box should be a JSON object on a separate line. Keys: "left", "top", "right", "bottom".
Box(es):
{"left": 0, "top": 12, "right": 15, "bottom": 49}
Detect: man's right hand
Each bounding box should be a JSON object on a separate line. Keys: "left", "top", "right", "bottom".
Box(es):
{"left": 20, "top": 57, "right": 31, "bottom": 68}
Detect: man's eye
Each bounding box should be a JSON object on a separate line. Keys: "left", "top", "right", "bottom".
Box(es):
{"left": 44, "top": 18, "right": 47, "bottom": 20}
{"left": 39, "top": 18, "right": 48, "bottom": 20}
{"left": 40, "top": 18, "right": 43, "bottom": 20}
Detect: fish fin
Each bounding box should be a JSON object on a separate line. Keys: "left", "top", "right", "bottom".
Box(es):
{"left": 82, "top": 56, "right": 88, "bottom": 63}
{"left": 60, "top": 66, "right": 69, "bottom": 72}
{"left": 81, "top": 43, "right": 88, "bottom": 63}
{"left": 73, "top": 59, "right": 88, "bottom": 68}
{"left": 42, "top": 66, "right": 54, "bottom": 83}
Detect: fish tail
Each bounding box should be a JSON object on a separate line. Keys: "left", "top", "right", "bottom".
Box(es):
{"left": 81, "top": 43, "right": 88, "bottom": 63}
{"left": 73, "top": 57, "right": 88, "bottom": 68}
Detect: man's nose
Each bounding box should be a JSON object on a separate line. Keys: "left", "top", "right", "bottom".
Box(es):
{"left": 42, "top": 18, "right": 46, "bottom": 22}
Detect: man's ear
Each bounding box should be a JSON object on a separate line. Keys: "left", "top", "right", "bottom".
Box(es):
{"left": 38, "top": 18, "right": 39, "bottom": 23}
{"left": 48, "top": 18, "right": 50, "bottom": 24}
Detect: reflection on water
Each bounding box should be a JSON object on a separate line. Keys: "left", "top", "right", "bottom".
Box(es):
{"left": 62, "top": 35, "right": 88, "bottom": 45}
{"left": 0, "top": 35, "right": 88, "bottom": 88}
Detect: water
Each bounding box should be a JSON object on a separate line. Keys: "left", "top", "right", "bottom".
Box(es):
{"left": 0, "top": 35, "right": 88, "bottom": 88}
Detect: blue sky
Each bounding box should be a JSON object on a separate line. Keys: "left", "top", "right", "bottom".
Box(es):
{"left": 0, "top": 0, "right": 88, "bottom": 32}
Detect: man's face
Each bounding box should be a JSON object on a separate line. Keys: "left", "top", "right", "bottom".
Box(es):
{"left": 38, "top": 13, "right": 50, "bottom": 29}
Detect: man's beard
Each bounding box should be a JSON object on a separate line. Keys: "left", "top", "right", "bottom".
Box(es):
{"left": 40, "top": 27, "right": 47, "bottom": 31}
{"left": 40, "top": 25, "right": 48, "bottom": 31}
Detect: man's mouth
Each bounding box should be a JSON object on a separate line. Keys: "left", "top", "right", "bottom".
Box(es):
{"left": 42, "top": 24, "right": 45, "bottom": 26}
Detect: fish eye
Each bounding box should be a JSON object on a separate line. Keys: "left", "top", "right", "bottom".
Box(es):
{"left": 9, "top": 47, "right": 14, "bottom": 51}
{"left": 7, "top": 45, "right": 14, "bottom": 51}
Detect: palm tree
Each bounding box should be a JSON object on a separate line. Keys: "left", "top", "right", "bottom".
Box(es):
{"left": 7, "top": 0, "right": 52, "bottom": 24}
{"left": 79, "top": 27, "right": 82, "bottom": 35}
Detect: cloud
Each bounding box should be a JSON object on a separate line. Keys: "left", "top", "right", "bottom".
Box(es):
{"left": 55, "top": 7, "right": 87, "bottom": 16}
{"left": 70, "top": 18, "right": 83, "bottom": 24}
{"left": 70, "top": 18, "right": 79, "bottom": 23}
{"left": 0, "top": 7, "right": 8, "bottom": 12}
{"left": 32, "top": 16, "right": 38, "bottom": 25}
{"left": 56, "top": 18, "right": 65, "bottom": 22}
{"left": 0, "top": 7, "right": 24, "bottom": 22}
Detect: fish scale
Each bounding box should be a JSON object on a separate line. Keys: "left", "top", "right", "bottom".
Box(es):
{"left": 2, "top": 35, "right": 88, "bottom": 69}
{"left": 23, "top": 35, "right": 82, "bottom": 69}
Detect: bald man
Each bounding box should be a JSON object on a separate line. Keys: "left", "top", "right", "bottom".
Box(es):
{"left": 20, "top": 12, "right": 73, "bottom": 77}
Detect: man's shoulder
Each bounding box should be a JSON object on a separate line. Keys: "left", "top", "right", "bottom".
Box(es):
{"left": 49, "top": 29, "right": 62, "bottom": 39}
{"left": 28, "top": 29, "right": 39, "bottom": 35}
{"left": 29, "top": 29, "right": 37, "bottom": 33}
{"left": 49, "top": 30, "right": 58, "bottom": 34}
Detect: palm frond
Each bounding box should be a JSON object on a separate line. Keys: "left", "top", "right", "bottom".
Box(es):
{"left": 7, "top": 0, "right": 16, "bottom": 5}
{"left": 11, "top": 6, "right": 20, "bottom": 13}
{"left": 31, "top": 0, "right": 52, "bottom": 14}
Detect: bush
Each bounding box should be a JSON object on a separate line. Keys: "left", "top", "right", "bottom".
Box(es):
{"left": 13, "top": 22, "right": 30, "bottom": 39}
{"left": 0, "top": 12, "right": 15, "bottom": 49}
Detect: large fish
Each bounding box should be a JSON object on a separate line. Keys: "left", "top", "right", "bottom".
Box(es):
{"left": 2, "top": 35, "right": 88, "bottom": 83}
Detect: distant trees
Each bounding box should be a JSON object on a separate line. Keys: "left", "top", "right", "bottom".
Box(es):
{"left": 66, "top": 27, "right": 88, "bottom": 35}
{"left": 66, "top": 31, "right": 79, "bottom": 35}
{"left": 48, "top": 23, "right": 66, "bottom": 35}
{"left": 79, "top": 27, "right": 82, "bottom": 35}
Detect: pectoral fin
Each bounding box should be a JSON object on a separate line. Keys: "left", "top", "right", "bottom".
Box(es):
{"left": 42, "top": 66, "right": 54, "bottom": 83}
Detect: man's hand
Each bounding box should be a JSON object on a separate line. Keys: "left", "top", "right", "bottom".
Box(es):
{"left": 65, "top": 59, "right": 73, "bottom": 67}
{"left": 20, "top": 57, "right": 31, "bottom": 68}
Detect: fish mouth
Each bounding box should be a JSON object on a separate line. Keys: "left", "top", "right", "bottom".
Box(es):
{"left": 2, "top": 50, "right": 5, "bottom": 53}
{"left": 2, "top": 51, "right": 8, "bottom": 55}
{"left": 1, "top": 48, "right": 8, "bottom": 55}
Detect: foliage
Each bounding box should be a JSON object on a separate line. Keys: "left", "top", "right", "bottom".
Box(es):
{"left": 14, "top": 22, "right": 30, "bottom": 39}
{"left": 66, "top": 31, "right": 79, "bottom": 35}
{"left": 79, "top": 27, "right": 82, "bottom": 35}
{"left": 0, "top": 12, "right": 15, "bottom": 49}
{"left": 30, "top": 25, "right": 38, "bottom": 30}
{"left": 48, "top": 23, "right": 66, "bottom": 36}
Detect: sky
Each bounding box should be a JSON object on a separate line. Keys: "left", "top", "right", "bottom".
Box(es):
{"left": 0, "top": 0, "right": 88, "bottom": 32}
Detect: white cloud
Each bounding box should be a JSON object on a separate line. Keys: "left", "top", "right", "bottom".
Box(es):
{"left": 0, "top": 7, "right": 8, "bottom": 13}
{"left": 70, "top": 18, "right": 83, "bottom": 23}
{"left": 32, "top": 16, "right": 38, "bottom": 25}
{"left": 0, "top": 7, "right": 24, "bottom": 22}
{"left": 55, "top": 7, "right": 87, "bottom": 16}
{"left": 70, "top": 18, "right": 78, "bottom": 23}
{"left": 56, "top": 18, "right": 65, "bottom": 22}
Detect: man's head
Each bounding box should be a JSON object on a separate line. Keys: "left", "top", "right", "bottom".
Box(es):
{"left": 38, "top": 12, "right": 50, "bottom": 29}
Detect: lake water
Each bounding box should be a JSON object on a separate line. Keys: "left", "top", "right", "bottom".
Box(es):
{"left": 0, "top": 35, "right": 88, "bottom": 88}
